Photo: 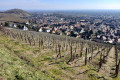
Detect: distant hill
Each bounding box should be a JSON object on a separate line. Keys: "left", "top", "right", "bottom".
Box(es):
{"left": 4, "top": 9, "right": 31, "bottom": 17}
{"left": 0, "top": 9, "right": 31, "bottom": 23}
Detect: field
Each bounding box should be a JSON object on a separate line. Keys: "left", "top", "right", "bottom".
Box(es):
{"left": 0, "top": 27, "right": 120, "bottom": 80}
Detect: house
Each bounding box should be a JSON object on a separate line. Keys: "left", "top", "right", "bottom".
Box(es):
{"left": 108, "top": 40, "right": 113, "bottom": 44}
{"left": 39, "top": 27, "right": 51, "bottom": 33}
{"left": 97, "top": 35, "right": 101, "bottom": 38}
{"left": 104, "top": 40, "right": 113, "bottom": 44}
{"left": 65, "top": 31, "right": 71, "bottom": 36}
{"left": 80, "top": 28, "right": 85, "bottom": 33}
{"left": 70, "top": 26, "right": 74, "bottom": 30}
{"left": 12, "top": 24, "right": 17, "bottom": 28}
{"left": 117, "top": 38, "right": 120, "bottom": 43}
{"left": 52, "top": 27, "right": 58, "bottom": 31}
{"left": 102, "top": 36, "right": 107, "bottom": 41}
{"left": 26, "top": 21, "right": 30, "bottom": 25}
{"left": 56, "top": 30, "right": 62, "bottom": 35}
{"left": 22, "top": 26, "right": 28, "bottom": 31}
{"left": 39, "top": 27, "right": 43, "bottom": 32}
{"left": 74, "top": 31, "right": 79, "bottom": 35}
{"left": 46, "top": 29, "right": 51, "bottom": 33}
{"left": 52, "top": 30, "right": 56, "bottom": 34}
{"left": 76, "top": 35, "right": 80, "bottom": 38}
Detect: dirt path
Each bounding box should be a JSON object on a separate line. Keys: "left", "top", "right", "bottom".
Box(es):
{"left": 99, "top": 47, "right": 115, "bottom": 79}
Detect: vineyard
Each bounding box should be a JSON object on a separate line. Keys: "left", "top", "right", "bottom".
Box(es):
{"left": 0, "top": 26, "right": 120, "bottom": 80}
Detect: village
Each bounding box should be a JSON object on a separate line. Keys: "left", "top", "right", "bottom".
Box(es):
{"left": 1, "top": 12, "right": 120, "bottom": 44}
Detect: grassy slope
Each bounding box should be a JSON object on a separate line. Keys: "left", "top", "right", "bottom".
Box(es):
{"left": 0, "top": 34, "right": 74, "bottom": 80}
{"left": 0, "top": 36, "right": 54, "bottom": 80}
{"left": 0, "top": 33, "right": 120, "bottom": 80}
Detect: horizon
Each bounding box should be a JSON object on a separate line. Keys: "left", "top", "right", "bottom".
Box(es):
{"left": 1, "top": 9, "right": 120, "bottom": 12}
{"left": 0, "top": 0, "right": 120, "bottom": 10}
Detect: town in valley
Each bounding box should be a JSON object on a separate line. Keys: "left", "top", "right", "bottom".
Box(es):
{"left": 1, "top": 9, "right": 120, "bottom": 44}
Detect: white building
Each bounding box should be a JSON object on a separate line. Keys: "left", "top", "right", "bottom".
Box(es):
{"left": 12, "top": 24, "right": 17, "bottom": 28}
{"left": 23, "top": 26, "right": 28, "bottom": 31}
{"left": 46, "top": 29, "right": 51, "bottom": 33}
{"left": 80, "top": 28, "right": 85, "bottom": 33}
{"left": 26, "top": 21, "right": 30, "bottom": 25}
{"left": 39, "top": 27, "right": 43, "bottom": 32}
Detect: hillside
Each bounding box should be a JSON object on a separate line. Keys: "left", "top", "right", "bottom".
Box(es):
{"left": 0, "top": 9, "right": 30, "bottom": 23}
{"left": 0, "top": 27, "right": 120, "bottom": 80}
{"left": 4, "top": 9, "right": 31, "bottom": 17}
{"left": 0, "top": 35, "right": 53, "bottom": 80}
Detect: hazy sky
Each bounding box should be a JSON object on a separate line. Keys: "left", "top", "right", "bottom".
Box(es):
{"left": 0, "top": 0, "right": 120, "bottom": 10}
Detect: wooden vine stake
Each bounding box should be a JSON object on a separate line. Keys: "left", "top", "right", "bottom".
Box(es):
{"left": 115, "top": 59, "right": 120, "bottom": 77}
{"left": 56, "top": 44, "right": 61, "bottom": 59}
{"left": 80, "top": 44, "right": 83, "bottom": 57}
{"left": 98, "top": 52, "right": 103, "bottom": 71}
{"left": 70, "top": 44, "right": 73, "bottom": 61}
{"left": 115, "top": 45, "right": 120, "bottom": 77}
{"left": 85, "top": 48, "right": 88, "bottom": 65}
{"left": 28, "top": 37, "right": 31, "bottom": 45}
